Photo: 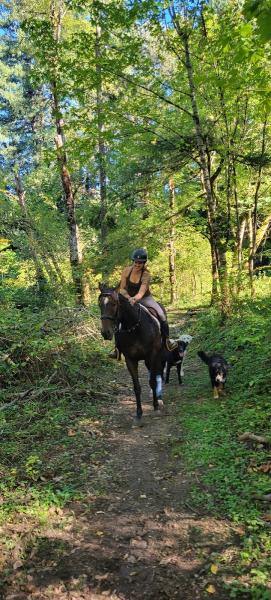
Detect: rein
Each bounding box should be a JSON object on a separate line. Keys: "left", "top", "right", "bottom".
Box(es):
{"left": 100, "top": 292, "right": 141, "bottom": 334}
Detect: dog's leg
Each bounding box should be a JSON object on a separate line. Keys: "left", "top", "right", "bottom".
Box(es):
{"left": 213, "top": 386, "right": 219, "bottom": 399}
{"left": 180, "top": 351, "right": 186, "bottom": 380}
{"left": 165, "top": 362, "right": 170, "bottom": 384}
{"left": 218, "top": 383, "right": 225, "bottom": 396}
{"left": 177, "top": 363, "right": 182, "bottom": 385}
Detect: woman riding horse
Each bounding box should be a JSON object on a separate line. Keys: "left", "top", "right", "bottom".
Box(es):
{"left": 109, "top": 248, "right": 174, "bottom": 358}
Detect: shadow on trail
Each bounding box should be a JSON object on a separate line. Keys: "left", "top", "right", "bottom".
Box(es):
{"left": 2, "top": 502, "right": 233, "bottom": 600}
{"left": 1, "top": 315, "right": 237, "bottom": 600}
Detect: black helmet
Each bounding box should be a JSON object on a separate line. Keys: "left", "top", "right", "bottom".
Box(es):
{"left": 131, "top": 248, "right": 148, "bottom": 263}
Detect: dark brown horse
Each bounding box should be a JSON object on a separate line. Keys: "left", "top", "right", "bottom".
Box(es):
{"left": 98, "top": 284, "right": 164, "bottom": 420}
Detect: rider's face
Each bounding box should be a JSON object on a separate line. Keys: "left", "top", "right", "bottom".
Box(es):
{"left": 133, "top": 261, "right": 144, "bottom": 270}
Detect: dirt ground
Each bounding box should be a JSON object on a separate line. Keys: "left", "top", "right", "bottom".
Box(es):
{"left": 1, "top": 312, "right": 240, "bottom": 600}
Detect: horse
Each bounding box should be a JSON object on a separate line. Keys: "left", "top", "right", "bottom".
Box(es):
{"left": 98, "top": 283, "right": 164, "bottom": 420}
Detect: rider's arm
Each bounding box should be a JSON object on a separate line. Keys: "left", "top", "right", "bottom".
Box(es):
{"left": 119, "top": 267, "right": 131, "bottom": 298}
{"left": 133, "top": 270, "right": 151, "bottom": 301}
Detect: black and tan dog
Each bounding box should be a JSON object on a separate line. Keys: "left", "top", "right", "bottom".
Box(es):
{"left": 198, "top": 351, "right": 229, "bottom": 399}
{"left": 164, "top": 334, "right": 193, "bottom": 385}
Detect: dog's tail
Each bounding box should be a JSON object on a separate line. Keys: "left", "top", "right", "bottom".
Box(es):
{"left": 198, "top": 350, "right": 210, "bottom": 365}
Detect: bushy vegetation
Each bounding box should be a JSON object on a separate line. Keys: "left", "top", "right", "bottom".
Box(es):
{"left": 172, "top": 281, "right": 271, "bottom": 598}
{"left": 0, "top": 303, "right": 118, "bottom": 524}
{"left": 1, "top": 0, "right": 271, "bottom": 596}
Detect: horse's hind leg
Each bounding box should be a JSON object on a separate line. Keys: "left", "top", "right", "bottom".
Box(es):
{"left": 125, "top": 358, "right": 142, "bottom": 419}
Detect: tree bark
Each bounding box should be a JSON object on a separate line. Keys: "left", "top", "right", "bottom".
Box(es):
{"left": 210, "top": 237, "right": 220, "bottom": 305}
{"left": 50, "top": 1, "right": 89, "bottom": 305}
{"left": 248, "top": 118, "right": 267, "bottom": 296}
{"left": 170, "top": 14, "right": 230, "bottom": 316}
{"left": 95, "top": 23, "right": 107, "bottom": 245}
{"left": 14, "top": 173, "right": 47, "bottom": 292}
{"left": 168, "top": 177, "right": 177, "bottom": 304}
{"left": 247, "top": 209, "right": 254, "bottom": 294}
{"left": 255, "top": 213, "right": 271, "bottom": 252}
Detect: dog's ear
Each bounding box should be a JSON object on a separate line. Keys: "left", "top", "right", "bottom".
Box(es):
{"left": 99, "top": 282, "right": 109, "bottom": 293}
{"left": 179, "top": 334, "right": 193, "bottom": 344}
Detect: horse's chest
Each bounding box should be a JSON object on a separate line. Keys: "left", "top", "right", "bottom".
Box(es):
{"left": 117, "top": 332, "right": 143, "bottom": 358}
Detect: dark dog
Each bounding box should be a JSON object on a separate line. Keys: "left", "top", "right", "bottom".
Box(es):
{"left": 164, "top": 334, "right": 193, "bottom": 385}
{"left": 198, "top": 351, "right": 229, "bottom": 399}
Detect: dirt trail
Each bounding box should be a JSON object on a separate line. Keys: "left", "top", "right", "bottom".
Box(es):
{"left": 3, "top": 312, "right": 236, "bottom": 600}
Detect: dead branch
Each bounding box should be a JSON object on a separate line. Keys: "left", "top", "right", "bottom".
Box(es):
{"left": 238, "top": 432, "right": 271, "bottom": 445}
{"left": 0, "top": 389, "right": 32, "bottom": 412}
{"left": 0, "top": 384, "right": 113, "bottom": 412}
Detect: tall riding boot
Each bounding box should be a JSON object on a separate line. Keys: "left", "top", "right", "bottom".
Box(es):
{"left": 161, "top": 321, "right": 176, "bottom": 351}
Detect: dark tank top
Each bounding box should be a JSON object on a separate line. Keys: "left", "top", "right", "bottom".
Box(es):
{"left": 126, "top": 267, "right": 150, "bottom": 298}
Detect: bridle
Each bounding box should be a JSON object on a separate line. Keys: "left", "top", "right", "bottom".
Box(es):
{"left": 99, "top": 291, "right": 142, "bottom": 333}
{"left": 99, "top": 292, "right": 118, "bottom": 331}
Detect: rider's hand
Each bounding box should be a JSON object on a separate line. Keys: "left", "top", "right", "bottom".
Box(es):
{"left": 129, "top": 297, "right": 137, "bottom": 305}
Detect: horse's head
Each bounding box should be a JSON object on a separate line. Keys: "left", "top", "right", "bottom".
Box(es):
{"left": 98, "top": 283, "right": 119, "bottom": 340}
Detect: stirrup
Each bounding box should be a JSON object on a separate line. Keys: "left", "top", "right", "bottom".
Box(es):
{"left": 108, "top": 348, "right": 120, "bottom": 360}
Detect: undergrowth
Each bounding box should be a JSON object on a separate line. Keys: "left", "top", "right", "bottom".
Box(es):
{"left": 172, "top": 293, "right": 271, "bottom": 599}
{"left": 0, "top": 305, "right": 118, "bottom": 524}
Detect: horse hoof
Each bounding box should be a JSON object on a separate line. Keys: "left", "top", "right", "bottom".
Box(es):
{"left": 134, "top": 415, "right": 144, "bottom": 426}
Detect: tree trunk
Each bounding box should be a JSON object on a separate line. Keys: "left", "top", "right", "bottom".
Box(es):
{"left": 217, "top": 245, "right": 230, "bottom": 319}
{"left": 255, "top": 213, "right": 271, "bottom": 252}
{"left": 52, "top": 84, "right": 89, "bottom": 304}
{"left": 175, "top": 22, "right": 230, "bottom": 316}
{"left": 210, "top": 237, "right": 220, "bottom": 305}
{"left": 247, "top": 210, "right": 255, "bottom": 295}
{"left": 95, "top": 23, "right": 107, "bottom": 245}
{"left": 50, "top": 1, "right": 89, "bottom": 305}
{"left": 234, "top": 216, "right": 246, "bottom": 294}
{"left": 248, "top": 118, "right": 267, "bottom": 296}
{"left": 168, "top": 178, "right": 177, "bottom": 304}
{"left": 14, "top": 173, "right": 47, "bottom": 293}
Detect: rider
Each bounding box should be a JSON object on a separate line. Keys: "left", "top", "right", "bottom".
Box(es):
{"left": 109, "top": 248, "right": 175, "bottom": 358}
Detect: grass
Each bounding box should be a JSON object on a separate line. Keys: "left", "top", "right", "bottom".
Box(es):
{"left": 0, "top": 304, "right": 119, "bottom": 525}
{"left": 1, "top": 288, "right": 270, "bottom": 598}
{"left": 171, "top": 292, "right": 271, "bottom": 599}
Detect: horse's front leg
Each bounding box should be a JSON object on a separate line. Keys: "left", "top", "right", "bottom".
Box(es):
{"left": 125, "top": 358, "right": 142, "bottom": 419}
{"left": 150, "top": 354, "right": 163, "bottom": 411}
{"left": 149, "top": 368, "right": 158, "bottom": 410}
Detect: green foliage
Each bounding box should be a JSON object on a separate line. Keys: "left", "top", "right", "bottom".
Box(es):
{"left": 0, "top": 303, "right": 116, "bottom": 523}
{"left": 171, "top": 284, "right": 271, "bottom": 597}
{"left": 244, "top": 0, "right": 271, "bottom": 41}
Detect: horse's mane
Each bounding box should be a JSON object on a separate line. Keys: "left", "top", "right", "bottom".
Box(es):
{"left": 99, "top": 287, "right": 157, "bottom": 327}
{"left": 118, "top": 293, "right": 158, "bottom": 327}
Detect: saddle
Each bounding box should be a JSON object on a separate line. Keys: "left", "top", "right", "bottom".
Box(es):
{"left": 138, "top": 303, "right": 161, "bottom": 330}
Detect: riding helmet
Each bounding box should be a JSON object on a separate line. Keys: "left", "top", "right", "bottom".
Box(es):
{"left": 131, "top": 248, "right": 148, "bottom": 263}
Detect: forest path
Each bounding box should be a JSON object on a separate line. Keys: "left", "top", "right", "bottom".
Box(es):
{"left": 3, "top": 311, "right": 237, "bottom": 600}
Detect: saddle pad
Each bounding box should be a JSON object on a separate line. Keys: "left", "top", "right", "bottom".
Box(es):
{"left": 138, "top": 303, "right": 161, "bottom": 330}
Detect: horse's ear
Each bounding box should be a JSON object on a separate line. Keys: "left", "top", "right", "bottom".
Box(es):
{"left": 98, "top": 282, "right": 105, "bottom": 292}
